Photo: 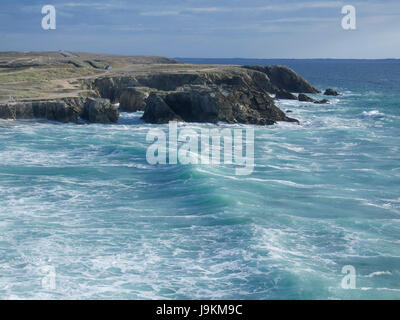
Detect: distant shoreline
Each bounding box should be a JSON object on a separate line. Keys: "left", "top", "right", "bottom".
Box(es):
{"left": 176, "top": 57, "right": 400, "bottom": 63}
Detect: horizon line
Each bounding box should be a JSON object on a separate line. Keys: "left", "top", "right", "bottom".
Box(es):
{"left": 176, "top": 57, "right": 400, "bottom": 60}
{"left": 0, "top": 51, "right": 398, "bottom": 60}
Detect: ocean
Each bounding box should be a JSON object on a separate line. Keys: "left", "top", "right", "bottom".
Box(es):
{"left": 0, "top": 59, "right": 399, "bottom": 299}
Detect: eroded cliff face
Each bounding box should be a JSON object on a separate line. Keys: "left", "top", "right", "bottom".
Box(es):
{"left": 0, "top": 97, "right": 119, "bottom": 124}
{"left": 242, "top": 65, "right": 321, "bottom": 94}
{"left": 89, "top": 65, "right": 316, "bottom": 125}
{"left": 0, "top": 64, "right": 320, "bottom": 125}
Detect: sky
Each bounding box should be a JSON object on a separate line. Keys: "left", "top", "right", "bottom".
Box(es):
{"left": 0, "top": 0, "right": 399, "bottom": 58}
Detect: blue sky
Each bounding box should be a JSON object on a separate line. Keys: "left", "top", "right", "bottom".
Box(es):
{"left": 1, "top": 0, "right": 399, "bottom": 58}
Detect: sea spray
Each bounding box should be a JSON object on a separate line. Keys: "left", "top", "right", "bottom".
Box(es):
{"left": 146, "top": 121, "right": 254, "bottom": 175}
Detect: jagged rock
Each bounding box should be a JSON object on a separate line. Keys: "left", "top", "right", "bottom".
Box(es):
{"left": 215, "top": 87, "right": 298, "bottom": 125}
{"left": 119, "top": 87, "right": 149, "bottom": 112}
{"left": 14, "top": 103, "right": 34, "bottom": 118}
{"left": 275, "top": 89, "right": 298, "bottom": 100}
{"left": 324, "top": 88, "right": 339, "bottom": 96}
{"left": 41, "top": 102, "right": 80, "bottom": 123}
{"left": 136, "top": 73, "right": 205, "bottom": 91}
{"left": 0, "top": 104, "right": 15, "bottom": 119}
{"left": 142, "top": 87, "right": 298, "bottom": 125}
{"left": 314, "top": 99, "right": 330, "bottom": 104}
{"left": 164, "top": 90, "right": 219, "bottom": 123}
{"left": 90, "top": 65, "right": 331, "bottom": 125}
{"left": 142, "top": 93, "right": 182, "bottom": 124}
{"left": 0, "top": 97, "right": 118, "bottom": 124}
{"left": 0, "top": 99, "right": 83, "bottom": 122}
{"left": 243, "top": 65, "right": 320, "bottom": 93}
{"left": 82, "top": 98, "right": 119, "bottom": 123}
{"left": 298, "top": 94, "right": 316, "bottom": 102}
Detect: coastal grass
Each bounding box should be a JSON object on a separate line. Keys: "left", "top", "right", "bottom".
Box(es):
{"left": 85, "top": 60, "right": 104, "bottom": 69}
{"left": 0, "top": 65, "right": 102, "bottom": 101}
{"left": 68, "top": 60, "right": 86, "bottom": 68}
{"left": 0, "top": 66, "right": 101, "bottom": 85}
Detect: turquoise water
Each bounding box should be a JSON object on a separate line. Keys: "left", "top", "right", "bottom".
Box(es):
{"left": 1, "top": 60, "right": 400, "bottom": 299}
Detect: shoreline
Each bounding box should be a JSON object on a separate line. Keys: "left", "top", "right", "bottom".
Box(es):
{"left": 0, "top": 51, "right": 337, "bottom": 126}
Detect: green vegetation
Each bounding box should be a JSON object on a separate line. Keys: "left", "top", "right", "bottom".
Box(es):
{"left": 0, "top": 66, "right": 102, "bottom": 101}
{"left": 86, "top": 60, "right": 104, "bottom": 69}
{"left": 0, "top": 66, "right": 101, "bottom": 84}
{"left": 69, "top": 60, "right": 86, "bottom": 68}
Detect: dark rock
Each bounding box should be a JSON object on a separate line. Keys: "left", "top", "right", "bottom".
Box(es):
{"left": 92, "top": 66, "right": 318, "bottom": 125}
{"left": 119, "top": 87, "right": 148, "bottom": 112}
{"left": 275, "top": 89, "right": 297, "bottom": 100}
{"left": 142, "top": 86, "right": 299, "bottom": 125}
{"left": 298, "top": 94, "right": 315, "bottom": 102}
{"left": 53, "top": 102, "right": 80, "bottom": 123}
{"left": 243, "top": 65, "right": 320, "bottom": 93}
{"left": 82, "top": 98, "right": 119, "bottom": 123}
{"left": 314, "top": 99, "right": 330, "bottom": 104}
{"left": 324, "top": 88, "right": 339, "bottom": 96}
{"left": 136, "top": 73, "right": 204, "bottom": 91}
{"left": 0, "top": 97, "right": 119, "bottom": 124}
{"left": 164, "top": 90, "right": 219, "bottom": 123}
{"left": 14, "top": 103, "right": 34, "bottom": 118}
{"left": 0, "top": 98, "right": 84, "bottom": 123}
{"left": 0, "top": 104, "right": 16, "bottom": 119}
{"left": 142, "top": 93, "right": 182, "bottom": 124}
{"left": 286, "top": 110, "right": 293, "bottom": 113}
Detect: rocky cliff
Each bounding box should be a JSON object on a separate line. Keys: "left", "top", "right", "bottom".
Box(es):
{"left": 89, "top": 65, "right": 321, "bottom": 125}
{"left": 242, "top": 65, "right": 320, "bottom": 94}
{"left": 0, "top": 55, "right": 325, "bottom": 126}
{"left": 0, "top": 97, "right": 119, "bottom": 124}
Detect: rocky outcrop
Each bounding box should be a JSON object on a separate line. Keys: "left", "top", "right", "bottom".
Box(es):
{"left": 1, "top": 62, "right": 327, "bottom": 126}
{"left": 90, "top": 66, "right": 304, "bottom": 125}
{"left": 0, "top": 104, "right": 15, "bottom": 119}
{"left": 298, "top": 93, "right": 315, "bottom": 102}
{"left": 119, "top": 87, "right": 150, "bottom": 112}
{"left": 275, "top": 89, "right": 298, "bottom": 100}
{"left": 82, "top": 98, "right": 119, "bottom": 123}
{"left": 314, "top": 99, "right": 329, "bottom": 104}
{"left": 0, "top": 97, "right": 119, "bottom": 123}
{"left": 324, "top": 88, "right": 339, "bottom": 96}
{"left": 142, "top": 86, "right": 298, "bottom": 125}
{"left": 242, "top": 65, "right": 320, "bottom": 94}
{"left": 142, "top": 94, "right": 183, "bottom": 124}
{"left": 1, "top": 51, "right": 334, "bottom": 126}
{"left": 164, "top": 90, "right": 219, "bottom": 123}
{"left": 298, "top": 94, "right": 330, "bottom": 104}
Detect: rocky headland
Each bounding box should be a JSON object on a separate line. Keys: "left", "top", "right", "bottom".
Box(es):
{"left": 0, "top": 52, "right": 336, "bottom": 125}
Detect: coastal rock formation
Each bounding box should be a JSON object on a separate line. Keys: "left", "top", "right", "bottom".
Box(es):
{"left": 243, "top": 65, "right": 320, "bottom": 94}
{"left": 0, "top": 98, "right": 83, "bottom": 122}
{"left": 0, "top": 104, "right": 15, "bottom": 119}
{"left": 0, "top": 52, "right": 334, "bottom": 126}
{"left": 298, "top": 93, "right": 315, "bottom": 102}
{"left": 314, "top": 99, "right": 330, "bottom": 104}
{"left": 142, "top": 94, "right": 183, "bottom": 124}
{"left": 324, "top": 88, "right": 340, "bottom": 96}
{"left": 275, "top": 89, "right": 298, "bottom": 100}
{"left": 141, "top": 86, "right": 298, "bottom": 125}
{"left": 298, "top": 94, "right": 330, "bottom": 105}
{"left": 164, "top": 90, "right": 219, "bottom": 123}
{"left": 0, "top": 97, "right": 119, "bottom": 123}
{"left": 82, "top": 98, "right": 119, "bottom": 123}
{"left": 119, "top": 87, "right": 149, "bottom": 112}
{"left": 90, "top": 66, "right": 305, "bottom": 125}
{"left": 0, "top": 60, "right": 325, "bottom": 126}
